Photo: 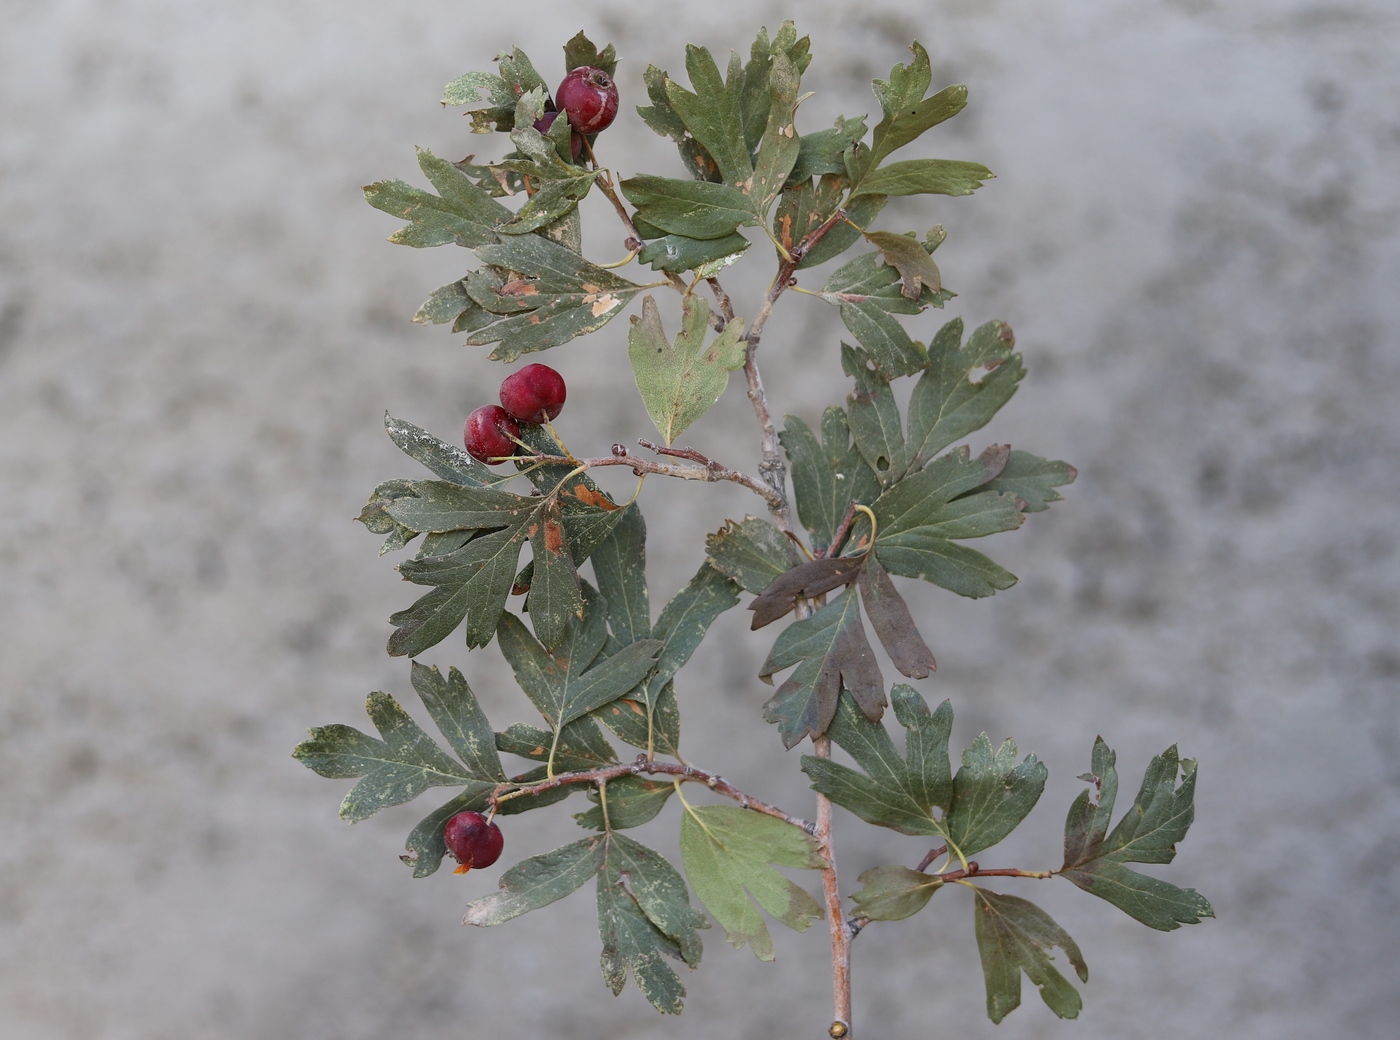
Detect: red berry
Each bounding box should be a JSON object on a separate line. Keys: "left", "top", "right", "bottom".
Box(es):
{"left": 499, "top": 363, "right": 567, "bottom": 424}
{"left": 555, "top": 66, "right": 619, "bottom": 135}
{"left": 443, "top": 810, "right": 504, "bottom": 874}
{"left": 464, "top": 405, "right": 520, "bottom": 464}
{"left": 442, "top": 811, "right": 504, "bottom": 873}
{"left": 532, "top": 111, "right": 584, "bottom": 159}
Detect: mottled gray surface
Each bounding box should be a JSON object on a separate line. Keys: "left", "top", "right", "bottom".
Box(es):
{"left": 2, "top": 0, "right": 1397, "bottom": 1037}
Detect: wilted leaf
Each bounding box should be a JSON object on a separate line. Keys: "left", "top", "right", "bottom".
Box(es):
{"left": 680, "top": 806, "right": 825, "bottom": 960}
{"left": 749, "top": 554, "right": 866, "bottom": 630}
{"left": 628, "top": 294, "right": 747, "bottom": 444}
{"left": 857, "top": 556, "right": 936, "bottom": 679}
{"left": 865, "top": 229, "right": 944, "bottom": 300}
{"left": 973, "top": 889, "right": 1087, "bottom": 1023}
{"left": 1060, "top": 740, "right": 1214, "bottom": 931}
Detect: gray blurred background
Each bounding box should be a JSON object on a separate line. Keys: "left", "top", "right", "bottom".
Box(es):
{"left": 2, "top": 0, "right": 1397, "bottom": 1037}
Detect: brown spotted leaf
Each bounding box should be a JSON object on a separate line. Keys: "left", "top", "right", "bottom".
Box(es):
{"left": 748, "top": 553, "right": 867, "bottom": 630}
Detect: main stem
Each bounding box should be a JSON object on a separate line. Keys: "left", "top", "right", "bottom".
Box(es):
{"left": 724, "top": 244, "right": 853, "bottom": 1039}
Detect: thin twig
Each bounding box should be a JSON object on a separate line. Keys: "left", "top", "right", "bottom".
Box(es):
{"left": 490, "top": 754, "right": 815, "bottom": 833}
{"left": 813, "top": 734, "right": 852, "bottom": 1037}
{"left": 847, "top": 857, "right": 1055, "bottom": 940}
{"left": 524, "top": 445, "right": 785, "bottom": 513}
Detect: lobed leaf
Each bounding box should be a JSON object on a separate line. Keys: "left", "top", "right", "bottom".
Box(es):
{"left": 802, "top": 685, "right": 952, "bottom": 833}
{"left": 363, "top": 148, "right": 511, "bottom": 248}
{"left": 628, "top": 294, "right": 747, "bottom": 445}
{"left": 1060, "top": 740, "right": 1214, "bottom": 930}
{"left": 945, "top": 733, "right": 1048, "bottom": 858}
{"left": 463, "top": 836, "right": 604, "bottom": 927}
{"left": 759, "top": 593, "right": 885, "bottom": 748}
{"left": 973, "top": 889, "right": 1087, "bottom": 1023}
{"left": 705, "top": 516, "right": 802, "bottom": 594}
{"left": 442, "top": 48, "right": 547, "bottom": 133}
{"left": 575, "top": 776, "right": 675, "bottom": 831}
{"left": 680, "top": 806, "right": 825, "bottom": 960}
{"left": 851, "top": 158, "right": 995, "bottom": 199}
{"left": 780, "top": 408, "right": 881, "bottom": 553}
{"left": 563, "top": 31, "right": 618, "bottom": 77}
{"left": 906, "top": 318, "right": 1025, "bottom": 468}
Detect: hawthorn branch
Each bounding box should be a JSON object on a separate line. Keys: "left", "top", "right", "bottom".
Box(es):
{"left": 490, "top": 754, "right": 815, "bottom": 833}
{"left": 526, "top": 444, "right": 784, "bottom": 512}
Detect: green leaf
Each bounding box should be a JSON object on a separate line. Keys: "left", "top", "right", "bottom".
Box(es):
{"left": 906, "top": 318, "right": 1025, "bottom": 467}
{"left": 759, "top": 593, "right": 885, "bottom": 748}
{"left": 972, "top": 449, "right": 1077, "bottom": 513}
{"left": 497, "top": 719, "right": 616, "bottom": 771}
{"left": 621, "top": 175, "right": 760, "bottom": 240}
{"left": 563, "top": 31, "right": 618, "bottom": 77}
{"left": 851, "top": 158, "right": 995, "bottom": 199}
{"left": 385, "top": 413, "right": 495, "bottom": 487}
{"left": 780, "top": 408, "right": 881, "bottom": 553}
{"left": 946, "top": 733, "right": 1047, "bottom": 858}
{"left": 496, "top": 588, "right": 662, "bottom": 771}
{"left": 786, "top": 116, "right": 868, "bottom": 185}
{"left": 865, "top": 229, "right": 944, "bottom": 300}
{"left": 494, "top": 119, "right": 600, "bottom": 234}
{"left": 973, "top": 889, "right": 1087, "bottom": 1023}
{"left": 638, "top": 231, "right": 750, "bottom": 275}
{"left": 843, "top": 345, "right": 913, "bottom": 481}
{"left": 575, "top": 776, "right": 675, "bottom": 831}
{"left": 597, "top": 561, "right": 740, "bottom": 756}
{"left": 850, "top": 863, "right": 943, "bottom": 921}
{"left": 590, "top": 505, "right": 650, "bottom": 645}
{"left": 872, "top": 447, "right": 1025, "bottom": 599}
{"left": 706, "top": 515, "right": 801, "bottom": 594}
{"left": 664, "top": 45, "right": 752, "bottom": 187}
{"left": 628, "top": 295, "right": 746, "bottom": 444}
{"left": 796, "top": 190, "right": 888, "bottom": 270}
{"left": 413, "top": 278, "right": 472, "bottom": 325}
{"left": 740, "top": 22, "right": 812, "bottom": 152}
{"left": 401, "top": 788, "right": 491, "bottom": 878}
{"left": 871, "top": 78, "right": 968, "bottom": 168}
{"left": 293, "top": 692, "right": 486, "bottom": 824}
{"left": 1060, "top": 740, "right": 1214, "bottom": 931}
{"left": 637, "top": 63, "right": 722, "bottom": 182}
{"left": 822, "top": 243, "right": 953, "bottom": 378}
{"left": 363, "top": 148, "right": 511, "bottom": 248}
{"left": 442, "top": 48, "right": 547, "bottom": 132}
{"left": 463, "top": 836, "right": 604, "bottom": 926}
{"left": 802, "top": 686, "right": 952, "bottom": 834}
{"left": 748, "top": 52, "right": 802, "bottom": 217}
{"left": 597, "top": 833, "right": 707, "bottom": 1014}
{"left": 680, "top": 805, "right": 825, "bottom": 960}
{"left": 409, "top": 662, "right": 506, "bottom": 782}
{"left": 462, "top": 234, "right": 646, "bottom": 361}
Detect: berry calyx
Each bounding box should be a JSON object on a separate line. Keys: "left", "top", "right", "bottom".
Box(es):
{"left": 555, "top": 66, "right": 619, "bottom": 135}
{"left": 499, "top": 363, "right": 568, "bottom": 424}
{"left": 532, "top": 111, "right": 584, "bottom": 159}
{"left": 464, "top": 405, "right": 520, "bottom": 464}
{"left": 442, "top": 810, "right": 504, "bottom": 874}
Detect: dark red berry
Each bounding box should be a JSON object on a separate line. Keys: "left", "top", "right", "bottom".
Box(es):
{"left": 443, "top": 810, "right": 503, "bottom": 874}
{"left": 499, "top": 363, "right": 567, "bottom": 424}
{"left": 555, "top": 66, "right": 619, "bottom": 135}
{"left": 464, "top": 405, "right": 520, "bottom": 464}
{"left": 532, "top": 110, "right": 584, "bottom": 159}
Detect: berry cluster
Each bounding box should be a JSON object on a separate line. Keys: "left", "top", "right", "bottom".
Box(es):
{"left": 443, "top": 810, "right": 503, "bottom": 874}
{"left": 464, "top": 363, "right": 568, "bottom": 464}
